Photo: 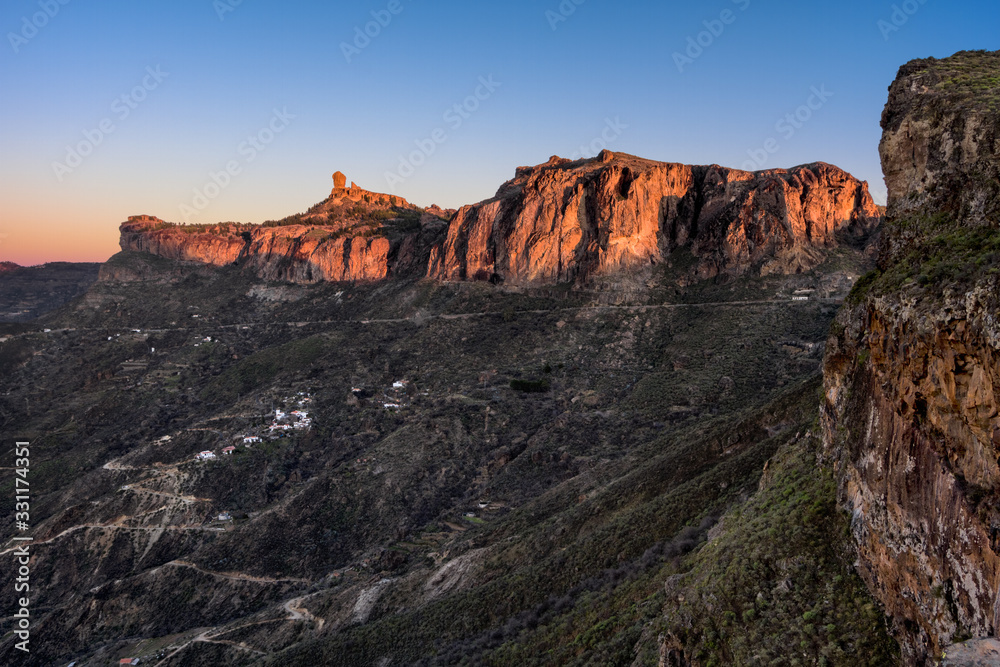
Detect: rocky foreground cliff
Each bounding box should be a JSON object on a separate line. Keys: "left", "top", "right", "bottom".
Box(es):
{"left": 823, "top": 50, "right": 1000, "bottom": 664}
{"left": 116, "top": 153, "right": 880, "bottom": 287}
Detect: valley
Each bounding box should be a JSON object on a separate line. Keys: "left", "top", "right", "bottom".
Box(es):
{"left": 0, "top": 242, "right": 889, "bottom": 665}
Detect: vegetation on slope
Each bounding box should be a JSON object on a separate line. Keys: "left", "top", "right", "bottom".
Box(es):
{"left": 656, "top": 425, "right": 898, "bottom": 666}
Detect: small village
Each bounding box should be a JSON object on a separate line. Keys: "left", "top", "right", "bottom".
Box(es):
{"left": 194, "top": 392, "right": 313, "bottom": 463}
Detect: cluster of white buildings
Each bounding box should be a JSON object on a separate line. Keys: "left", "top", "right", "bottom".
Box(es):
{"left": 383, "top": 380, "right": 409, "bottom": 410}
{"left": 193, "top": 394, "right": 315, "bottom": 463}
{"left": 195, "top": 444, "right": 241, "bottom": 462}
{"left": 268, "top": 407, "right": 312, "bottom": 433}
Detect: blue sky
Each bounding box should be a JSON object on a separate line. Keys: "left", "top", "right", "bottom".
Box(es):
{"left": 0, "top": 0, "right": 997, "bottom": 264}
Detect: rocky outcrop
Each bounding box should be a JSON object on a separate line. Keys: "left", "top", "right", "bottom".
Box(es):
{"left": 118, "top": 221, "right": 409, "bottom": 283}
{"left": 120, "top": 223, "right": 246, "bottom": 265}
{"left": 823, "top": 50, "right": 1000, "bottom": 664}
{"left": 114, "top": 178, "right": 443, "bottom": 284}
{"left": 115, "top": 156, "right": 878, "bottom": 287}
{"left": 879, "top": 55, "right": 1000, "bottom": 227}
{"left": 428, "top": 151, "right": 880, "bottom": 286}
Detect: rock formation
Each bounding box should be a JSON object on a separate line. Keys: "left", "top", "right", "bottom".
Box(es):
{"left": 118, "top": 220, "right": 423, "bottom": 284}
{"left": 118, "top": 178, "right": 435, "bottom": 283}
{"left": 117, "top": 155, "right": 878, "bottom": 287}
{"left": 823, "top": 50, "right": 1000, "bottom": 664}
{"left": 329, "top": 171, "right": 406, "bottom": 206}
{"left": 427, "top": 151, "right": 880, "bottom": 286}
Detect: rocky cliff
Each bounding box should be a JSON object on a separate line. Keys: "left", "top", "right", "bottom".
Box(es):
{"left": 116, "top": 154, "right": 878, "bottom": 288}
{"left": 116, "top": 189, "right": 445, "bottom": 284}
{"left": 823, "top": 50, "right": 1000, "bottom": 664}
{"left": 119, "top": 221, "right": 399, "bottom": 283}
{"left": 427, "top": 151, "right": 880, "bottom": 286}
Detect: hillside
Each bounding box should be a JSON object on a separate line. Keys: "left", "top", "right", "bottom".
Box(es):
{"left": 0, "top": 262, "right": 101, "bottom": 322}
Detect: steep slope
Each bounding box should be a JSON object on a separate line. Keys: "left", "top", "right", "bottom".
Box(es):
{"left": 428, "top": 151, "right": 880, "bottom": 286}
{"left": 823, "top": 49, "right": 1000, "bottom": 664}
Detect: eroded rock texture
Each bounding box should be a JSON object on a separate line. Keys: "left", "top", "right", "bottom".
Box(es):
{"left": 823, "top": 50, "right": 1000, "bottom": 664}
{"left": 117, "top": 153, "right": 878, "bottom": 288}
{"left": 428, "top": 151, "right": 879, "bottom": 286}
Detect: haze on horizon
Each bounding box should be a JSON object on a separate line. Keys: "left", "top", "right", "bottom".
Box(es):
{"left": 1, "top": 0, "right": 997, "bottom": 266}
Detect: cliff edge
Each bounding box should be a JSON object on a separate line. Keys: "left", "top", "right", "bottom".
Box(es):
{"left": 114, "top": 156, "right": 879, "bottom": 287}
{"left": 115, "top": 179, "right": 446, "bottom": 284}
{"left": 429, "top": 151, "right": 879, "bottom": 286}
{"left": 823, "top": 50, "right": 1000, "bottom": 664}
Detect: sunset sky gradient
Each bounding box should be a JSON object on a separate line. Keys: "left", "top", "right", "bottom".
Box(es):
{"left": 1, "top": 0, "right": 997, "bottom": 265}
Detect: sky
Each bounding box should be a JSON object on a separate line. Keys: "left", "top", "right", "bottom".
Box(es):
{"left": 0, "top": 0, "right": 997, "bottom": 266}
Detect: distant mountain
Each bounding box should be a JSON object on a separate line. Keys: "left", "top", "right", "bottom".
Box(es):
{"left": 0, "top": 261, "right": 101, "bottom": 321}
{"left": 117, "top": 177, "right": 447, "bottom": 284}
{"left": 430, "top": 152, "right": 880, "bottom": 286}
{"left": 116, "top": 155, "right": 881, "bottom": 290}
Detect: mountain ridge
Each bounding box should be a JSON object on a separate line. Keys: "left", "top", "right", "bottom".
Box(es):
{"left": 115, "top": 152, "right": 880, "bottom": 289}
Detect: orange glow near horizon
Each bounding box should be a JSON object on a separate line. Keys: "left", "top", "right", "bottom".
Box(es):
{"left": 0, "top": 194, "right": 121, "bottom": 266}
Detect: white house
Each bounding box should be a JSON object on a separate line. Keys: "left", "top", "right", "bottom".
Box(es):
{"left": 197, "top": 450, "right": 216, "bottom": 461}
{"left": 243, "top": 436, "right": 261, "bottom": 444}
